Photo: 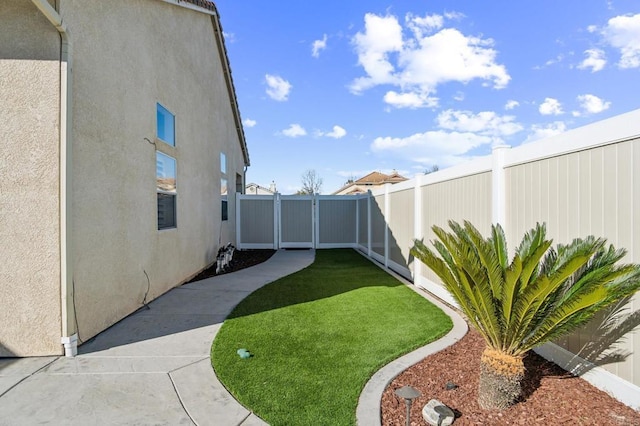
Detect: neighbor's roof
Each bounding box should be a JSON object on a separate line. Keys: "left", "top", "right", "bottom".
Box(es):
{"left": 355, "top": 171, "right": 408, "bottom": 184}
{"left": 332, "top": 171, "right": 408, "bottom": 194}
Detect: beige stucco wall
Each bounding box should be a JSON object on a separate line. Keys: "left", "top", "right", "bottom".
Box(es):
{"left": 0, "top": 0, "right": 63, "bottom": 356}
{"left": 57, "top": 0, "right": 247, "bottom": 343}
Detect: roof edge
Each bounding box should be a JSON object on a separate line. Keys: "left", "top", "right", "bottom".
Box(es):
{"left": 157, "top": 0, "right": 216, "bottom": 15}
{"left": 210, "top": 12, "right": 250, "bottom": 166}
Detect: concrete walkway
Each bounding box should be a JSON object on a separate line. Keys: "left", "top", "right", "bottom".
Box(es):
{"left": 0, "top": 249, "right": 466, "bottom": 426}
{"left": 0, "top": 249, "right": 315, "bottom": 426}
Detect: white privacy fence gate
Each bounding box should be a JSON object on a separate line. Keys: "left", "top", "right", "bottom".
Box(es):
{"left": 236, "top": 191, "right": 412, "bottom": 279}
{"left": 236, "top": 194, "right": 361, "bottom": 251}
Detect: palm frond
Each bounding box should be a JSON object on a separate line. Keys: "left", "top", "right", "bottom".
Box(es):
{"left": 464, "top": 221, "right": 504, "bottom": 301}
{"left": 490, "top": 223, "right": 509, "bottom": 270}
{"left": 411, "top": 221, "right": 640, "bottom": 358}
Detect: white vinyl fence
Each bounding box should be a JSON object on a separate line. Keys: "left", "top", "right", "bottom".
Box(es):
{"left": 236, "top": 109, "right": 640, "bottom": 407}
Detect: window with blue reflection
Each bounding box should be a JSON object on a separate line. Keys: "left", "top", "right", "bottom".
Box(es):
{"left": 157, "top": 103, "right": 175, "bottom": 146}
{"left": 156, "top": 152, "right": 177, "bottom": 229}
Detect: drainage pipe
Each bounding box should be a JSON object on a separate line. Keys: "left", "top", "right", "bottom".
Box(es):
{"left": 30, "top": 0, "right": 77, "bottom": 357}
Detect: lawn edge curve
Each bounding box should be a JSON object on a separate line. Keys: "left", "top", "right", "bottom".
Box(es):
{"left": 355, "top": 262, "right": 469, "bottom": 426}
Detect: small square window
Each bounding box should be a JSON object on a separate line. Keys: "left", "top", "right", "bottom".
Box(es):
{"left": 157, "top": 103, "right": 175, "bottom": 146}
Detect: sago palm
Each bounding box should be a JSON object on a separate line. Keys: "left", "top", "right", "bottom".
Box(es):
{"left": 411, "top": 220, "right": 640, "bottom": 410}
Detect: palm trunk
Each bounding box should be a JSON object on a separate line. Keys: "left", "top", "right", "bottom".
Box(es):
{"left": 477, "top": 347, "right": 525, "bottom": 410}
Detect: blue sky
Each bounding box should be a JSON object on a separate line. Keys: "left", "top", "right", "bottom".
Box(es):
{"left": 214, "top": 0, "right": 640, "bottom": 194}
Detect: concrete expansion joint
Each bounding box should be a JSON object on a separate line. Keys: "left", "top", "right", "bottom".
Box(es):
{"left": 235, "top": 412, "right": 254, "bottom": 426}
{"left": 167, "top": 371, "right": 196, "bottom": 426}
{"left": 167, "top": 357, "right": 209, "bottom": 375}
{"left": 0, "top": 357, "right": 59, "bottom": 399}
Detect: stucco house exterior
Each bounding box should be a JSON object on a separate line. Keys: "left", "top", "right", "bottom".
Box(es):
{"left": 0, "top": 0, "right": 249, "bottom": 356}
{"left": 333, "top": 171, "right": 408, "bottom": 195}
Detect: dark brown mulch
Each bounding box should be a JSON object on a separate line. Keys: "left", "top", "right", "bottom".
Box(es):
{"left": 382, "top": 329, "right": 640, "bottom": 425}
{"left": 186, "top": 249, "right": 276, "bottom": 283}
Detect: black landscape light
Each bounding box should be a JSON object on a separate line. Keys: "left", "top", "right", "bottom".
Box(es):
{"left": 394, "top": 385, "right": 421, "bottom": 426}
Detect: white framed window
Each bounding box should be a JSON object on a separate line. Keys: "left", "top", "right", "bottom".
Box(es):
{"left": 235, "top": 173, "right": 243, "bottom": 194}
{"left": 221, "top": 153, "right": 228, "bottom": 221}
{"left": 157, "top": 151, "right": 177, "bottom": 229}
{"left": 156, "top": 103, "right": 175, "bottom": 146}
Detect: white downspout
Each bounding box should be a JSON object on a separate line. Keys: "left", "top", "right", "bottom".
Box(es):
{"left": 31, "top": 0, "right": 77, "bottom": 357}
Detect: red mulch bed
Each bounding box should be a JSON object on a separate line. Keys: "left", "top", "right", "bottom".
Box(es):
{"left": 382, "top": 329, "right": 640, "bottom": 425}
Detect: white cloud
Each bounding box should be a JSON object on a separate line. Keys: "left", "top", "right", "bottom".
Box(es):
{"left": 601, "top": 13, "right": 640, "bottom": 68}
{"left": 573, "top": 94, "right": 611, "bottom": 116}
{"left": 406, "top": 13, "right": 444, "bottom": 38}
{"left": 350, "top": 13, "right": 510, "bottom": 108}
{"left": 577, "top": 48, "right": 607, "bottom": 72}
{"left": 437, "top": 109, "right": 523, "bottom": 143}
{"left": 453, "top": 91, "right": 465, "bottom": 101}
{"left": 535, "top": 54, "right": 564, "bottom": 69}
{"left": 312, "top": 34, "right": 328, "bottom": 58}
{"left": 444, "top": 11, "right": 466, "bottom": 21}
{"left": 223, "top": 32, "right": 236, "bottom": 43}
{"left": 526, "top": 121, "right": 567, "bottom": 143}
{"left": 325, "top": 125, "right": 347, "bottom": 139}
{"left": 350, "top": 14, "right": 403, "bottom": 93}
{"left": 281, "top": 124, "right": 307, "bottom": 138}
{"left": 505, "top": 100, "right": 519, "bottom": 110}
{"left": 243, "top": 118, "right": 257, "bottom": 128}
{"left": 383, "top": 91, "right": 438, "bottom": 109}
{"left": 370, "top": 109, "right": 520, "bottom": 166}
{"left": 265, "top": 74, "right": 292, "bottom": 101}
{"left": 371, "top": 130, "right": 491, "bottom": 166}
{"left": 539, "top": 97, "right": 564, "bottom": 115}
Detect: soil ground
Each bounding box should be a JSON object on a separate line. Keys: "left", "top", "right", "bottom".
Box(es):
{"left": 186, "top": 249, "right": 276, "bottom": 283}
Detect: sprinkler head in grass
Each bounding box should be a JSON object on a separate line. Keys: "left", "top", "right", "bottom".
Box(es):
{"left": 395, "top": 385, "right": 420, "bottom": 426}
{"left": 236, "top": 348, "right": 251, "bottom": 359}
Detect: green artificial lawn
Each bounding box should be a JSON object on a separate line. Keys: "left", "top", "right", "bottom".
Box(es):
{"left": 211, "top": 249, "right": 452, "bottom": 426}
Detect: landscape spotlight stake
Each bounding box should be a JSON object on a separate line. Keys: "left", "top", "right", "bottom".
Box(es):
{"left": 394, "top": 385, "right": 421, "bottom": 426}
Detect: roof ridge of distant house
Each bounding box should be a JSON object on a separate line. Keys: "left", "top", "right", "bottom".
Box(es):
{"left": 332, "top": 170, "right": 408, "bottom": 194}
{"left": 355, "top": 170, "right": 407, "bottom": 184}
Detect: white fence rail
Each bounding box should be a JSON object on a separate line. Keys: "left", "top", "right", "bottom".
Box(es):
{"left": 236, "top": 109, "right": 640, "bottom": 407}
